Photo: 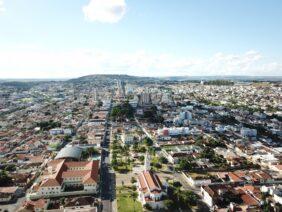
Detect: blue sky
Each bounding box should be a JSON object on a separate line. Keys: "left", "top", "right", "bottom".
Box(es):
{"left": 0, "top": 0, "right": 281, "bottom": 78}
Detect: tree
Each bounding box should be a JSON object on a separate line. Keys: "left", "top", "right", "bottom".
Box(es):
{"left": 172, "top": 181, "right": 182, "bottom": 188}
{"left": 143, "top": 137, "right": 153, "bottom": 146}
{"left": 81, "top": 151, "right": 89, "bottom": 159}
{"left": 60, "top": 197, "right": 65, "bottom": 206}
{"left": 164, "top": 199, "right": 174, "bottom": 210}
{"left": 4, "top": 164, "right": 16, "bottom": 172}
{"left": 144, "top": 203, "right": 152, "bottom": 210}
{"left": 131, "top": 177, "right": 137, "bottom": 184}
{"left": 178, "top": 158, "right": 193, "bottom": 171}
{"left": 130, "top": 191, "right": 138, "bottom": 199}
{"left": 139, "top": 146, "right": 147, "bottom": 153}
{"left": 87, "top": 147, "right": 99, "bottom": 157}
{"left": 111, "top": 102, "right": 134, "bottom": 121}
{"left": 63, "top": 135, "right": 72, "bottom": 143}
{"left": 139, "top": 155, "right": 145, "bottom": 162}
{"left": 181, "top": 191, "right": 198, "bottom": 206}
{"left": 168, "top": 185, "right": 198, "bottom": 209}
{"left": 37, "top": 120, "right": 61, "bottom": 131}
{"left": 0, "top": 170, "right": 12, "bottom": 186}
{"left": 97, "top": 101, "right": 103, "bottom": 107}
{"left": 159, "top": 156, "right": 168, "bottom": 164}
{"left": 148, "top": 147, "right": 156, "bottom": 156}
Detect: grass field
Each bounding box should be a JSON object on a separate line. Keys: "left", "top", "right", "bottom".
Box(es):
{"left": 117, "top": 186, "right": 143, "bottom": 212}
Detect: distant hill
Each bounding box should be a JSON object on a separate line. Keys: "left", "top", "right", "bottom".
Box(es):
{"left": 1, "top": 74, "right": 281, "bottom": 85}
{"left": 160, "top": 75, "right": 282, "bottom": 82}
{"left": 0, "top": 81, "right": 45, "bottom": 90}
{"left": 68, "top": 74, "right": 158, "bottom": 84}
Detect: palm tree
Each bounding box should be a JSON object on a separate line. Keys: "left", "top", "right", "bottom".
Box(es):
{"left": 130, "top": 192, "right": 138, "bottom": 212}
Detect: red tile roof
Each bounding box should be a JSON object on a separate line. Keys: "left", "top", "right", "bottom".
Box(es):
{"left": 240, "top": 194, "right": 259, "bottom": 206}
{"left": 39, "top": 159, "right": 99, "bottom": 188}
{"left": 138, "top": 170, "right": 162, "bottom": 194}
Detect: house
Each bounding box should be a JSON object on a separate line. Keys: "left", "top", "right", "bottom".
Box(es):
{"left": 137, "top": 170, "right": 166, "bottom": 209}
{"left": 261, "top": 185, "right": 282, "bottom": 205}
{"left": 49, "top": 128, "right": 73, "bottom": 136}
{"left": 182, "top": 172, "right": 212, "bottom": 187}
{"left": 0, "top": 187, "right": 23, "bottom": 203}
{"left": 21, "top": 199, "right": 49, "bottom": 212}
{"left": 62, "top": 196, "right": 98, "bottom": 211}
{"left": 201, "top": 185, "right": 240, "bottom": 208}
{"left": 49, "top": 128, "right": 64, "bottom": 135}
{"left": 10, "top": 172, "right": 32, "bottom": 188}
{"left": 162, "top": 145, "right": 202, "bottom": 164}
{"left": 270, "top": 164, "right": 282, "bottom": 174}
{"left": 240, "top": 127, "right": 257, "bottom": 138}
{"left": 157, "top": 127, "right": 190, "bottom": 137}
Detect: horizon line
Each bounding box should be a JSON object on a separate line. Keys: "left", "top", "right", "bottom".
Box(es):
{"left": 1, "top": 74, "right": 282, "bottom": 80}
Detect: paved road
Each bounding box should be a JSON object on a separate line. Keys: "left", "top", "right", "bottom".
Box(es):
{"left": 100, "top": 109, "right": 116, "bottom": 212}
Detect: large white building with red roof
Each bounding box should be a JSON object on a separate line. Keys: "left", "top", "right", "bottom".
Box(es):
{"left": 28, "top": 159, "right": 99, "bottom": 199}
{"left": 137, "top": 170, "right": 166, "bottom": 209}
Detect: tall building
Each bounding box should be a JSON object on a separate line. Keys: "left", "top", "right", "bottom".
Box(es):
{"left": 116, "top": 80, "right": 126, "bottom": 98}
{"left": 93, "top": 89, "right": 99, "bottom": 101}
{"left": 138, "top": 92, "right": 152, "bottom": 106}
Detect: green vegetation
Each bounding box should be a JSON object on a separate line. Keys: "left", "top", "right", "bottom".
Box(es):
{"left": 81, "top": 147, "right": 99, "bottom": 159}
{"left": 1, "top": 81, "right": 42, "bottom": 90}
{"left": 148, "top": 146, "right": 156, "bottom": 156}
{"left": 111, "top": 139, "right": 132, "bottom": 173}
{"left": 167, "top": 184, "right": 198, "bottom": 210}
{"left": 97, "top": 100, "right": 103, "bottom": 107}
{"left": 49, "top": 142, "right": 61, "bottom": 150}
{"left": 117, "top": 186, "right": 142, "bottom": 212}
{"left": 199, "top": 97, "right": 263, "bottom": 113}
{"left": 131, "top": 177, "right": 137, "bottom": 184}
{"left": 204, "top": 80, "right": 234, "bottom": 86}
{"left": 240, "top": 158, "right": 261, "bottom": 169}
{"left": 200, "top": 147, "right": 228, "bottom": 168}
{"left": 159, "top": 156, "right": 168, "bottom": 164}
{"left": 111, "top": 101, "right": 134, "bottom": 121}
{"left": 205, "top": 138, "right": 226, "bottom": 148}
{"left": 63, "top": 135, "right": 72, "bottom": 143}
{"left": 177, "top": 156, "right": 197, "bottom": 171}
{"left": 142, "top": 137, "right": 153, "bottom": 146}
{"left": 3, "top": 164, "right": 16, "bottom": 172}
{"left": 0, "top": 170, "right": 12, "bottom": 186}
{"left": 142, "top": 106, "right": 164, "bottom": 123}
{"left": 37, "top": 120, "right": 61, "bottom": 131}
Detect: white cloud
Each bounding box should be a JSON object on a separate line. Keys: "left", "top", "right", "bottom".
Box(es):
{"left": 82, "top": 0, "right": 126, "bottom": 23}
{"left": 0, "top": 0, "right": 5, "bottom": 13}
{"left": 0, "top": 48, "right": 281, "bottom": 78}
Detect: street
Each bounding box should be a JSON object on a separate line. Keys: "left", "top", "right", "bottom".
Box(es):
{"left": 100, "top": 105, "right": 116, "bottom": 212}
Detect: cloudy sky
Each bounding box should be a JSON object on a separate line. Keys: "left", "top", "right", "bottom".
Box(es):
{"left": 0, "top": 0, "right": 281, "bottom": 78}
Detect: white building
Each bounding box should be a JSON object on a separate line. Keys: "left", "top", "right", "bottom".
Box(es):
{"left": 137, "top": 170, "right": 166, "bottom": 209}
{"left": 240, "top": 127, "right": 257, "bottom": 137}
{"left": 183, "top": 172, "right": 212, "bottom": 187}
{"left": 121, "top": 133, "right": 137, "bottom": 145}
{"left": 28, "top": 159, "right": 99, "bottom": 199}
{"left": 157, "top": 127, "right": 189, "bottom": 137}
{"left": 49, "top": 128, "right": 64, "bottom": 135}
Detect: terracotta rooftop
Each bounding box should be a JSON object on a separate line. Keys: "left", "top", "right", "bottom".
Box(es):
{"left": 138, "top": 170, "right": 162, "bottom": 194}
{"left": 39, "top": 159, "right": 99, "bottom": 188}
